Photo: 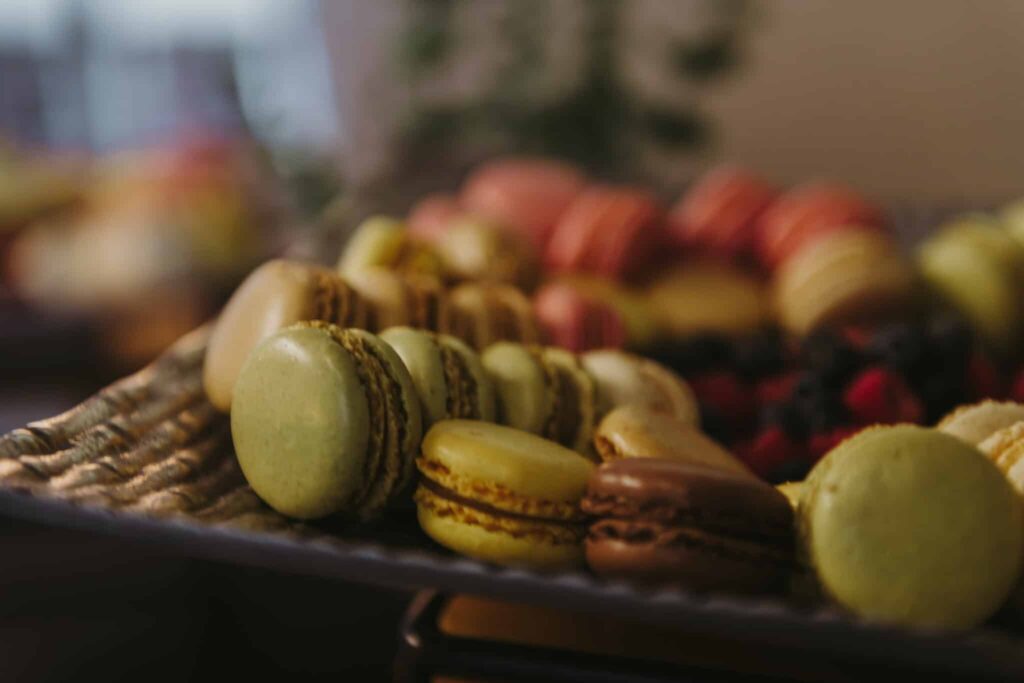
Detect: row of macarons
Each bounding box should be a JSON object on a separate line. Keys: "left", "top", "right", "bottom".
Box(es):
{"left": 227, "top": 319, "right": 701, "bottom": 519}
{"left": 206, "top": 259, "right": 552, "bottom": 412}
{"left": 227, "top": 318, "right": 1024, "bottom": 633}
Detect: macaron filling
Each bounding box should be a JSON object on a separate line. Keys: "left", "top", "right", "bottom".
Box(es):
{"left": 439, "top": 344, "right": 481, "bottom": 419}
{"left": 415, "top": 479, "right": 585, "bottom": 545}
{"left": 588, "top": 519, "right": 793, "bottom": 566}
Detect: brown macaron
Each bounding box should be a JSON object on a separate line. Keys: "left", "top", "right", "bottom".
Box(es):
{"left": 582, "top": 458, "right": 794, "bottom": 592}
{"left": 445, "top": 283, "right": 541, "bottom": 349}
{"left": 203, "top": 260, "right": 368, "bottom": 412}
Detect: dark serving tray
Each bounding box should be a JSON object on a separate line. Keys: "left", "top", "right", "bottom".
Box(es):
{"left": 1, "top": 327, "right": 1024, "bottom": 680}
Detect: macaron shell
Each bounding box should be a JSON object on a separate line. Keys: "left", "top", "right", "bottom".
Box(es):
{"left": 593, "top": 404, "right": 751, "bottom": 477}
{"left": 646, "top": 262, "right": 769, "bottom": 336}
{"left": 669, "top": 167, "right": 776, "bottom": 256}
{"left": 481, "top": 342, "right": 552, "bottom": 434}
{"left": 589, "top": 188, "right": 663, "bottom": 280}
{"left": 380, "top": 326, "right": 449, "bottom": 426}
{"left": 416, "top": 496, "right": 585, "bottom": 570}
{"left": 420, "top": 420, "right": 595, "bottom": 505}
{"left": 204, "top": 259, "right": 334, "bottom": 412}
{"left": 407, "top": 193, "right": 462, "bottom": 243}
{"left": 542, "top": 347, "right": 597, "bottom": 455}
{"left": 345, "top": 267, "right": 411, "bottom": 330}
{"left": 773, "top": 230, "right": 915, "bottom": 335}
{"left": 230, "top": 325, "right": 370, "bottom": 519}
{"left": 801, "top": 425, "right": 1023, "bottom": 629}
{"left": 336, "top": 216, "right": 409, "bottom": 276}
{"left": 461, "top": 158, "right": 586, "bottom": 250}
{"left": 937, "top": 400, "right": 1024, "bottom": 445}
{"left": 978, "top": 421, "right": 1024, "bottom": 495}
{"left": 581, "top": 349, "right": 699, "bottom": 425}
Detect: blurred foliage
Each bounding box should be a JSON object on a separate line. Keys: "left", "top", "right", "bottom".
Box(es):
{"left": 395, "top": 0, "right": 750, "bottom": 183}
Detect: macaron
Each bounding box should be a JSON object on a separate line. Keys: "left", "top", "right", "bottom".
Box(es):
{"left": 554, "top": 275, "right": 661, "bottom": 349}
{"left": 937, "top": 400, "right": 1024, "bottom": 446}
{"left": 582, "top": 458, "right": 794, "bottom": 591}
{"left": 379, "top": 326, "right": 496, "bottom": 427}
{"left": 800, "top": 425, "right": 1023, "bottom": 629}
{"left": 646, "top": 261, "right": 769, "bottom": 337}
{"left": 406, "top": 193, "right": 462, "bottom": 243}
{"left": 230, "top": 321, "right": 422, "bottom": 520}
{"left": 336, "top": 215, "right": 442, "bottom": 278}
{"left": 445, "top": 283, "right": 540, "bottom": 349}
{"left": 579, "top": 349, "right": 699, "bottom": 424}
{"left": 978, "top": 421, "right": 1024, "bottom": 495}
{"left": 668, "top": 166, "right": 777, "bottom": 259}
{"left": 433, "top": 216, "right": 539, "bottom": 290}
{"left": 414, "top": 419, "right": 595, "bottom": 569}
{"left": 533, "top": 281, "right": 627, "bottom": 353}
{"left": 343, "top": 266, "right": 412, "bottom": 330}
{"left": 755, "top": 182, "right": 884, "bottom": 270}
{"left": 917, "top": 217, "right": 1024, "bottom": 353}
{"left": 593, "top": 405, "right": 752, "bottom": 478}
{"left": 460, "top": 157, "right": 586, "bottom": 251}
{"left": 546, "top": 186, "right": 665, "bottom": 281}
{"left": 481, "top": 342, "right": 597, "bottom": 455}
{"left": 772, "top": 228, "right": 916, "bottom": 336}
{"left": 203, "top": 259, "right": 368, "bottom": 412}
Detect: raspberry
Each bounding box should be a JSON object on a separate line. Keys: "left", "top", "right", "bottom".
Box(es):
{"left": 966, "top": 353, "right": 1005, "bottom": 401}
{"left": 689, "top": 372, "right": 755, "bottom": 426}
{"left": 755, "top": 371, "right": 800, "bottom": 405}
{"left": 1012, "top": 369, "right": 1024, "bottom": 403}
{"left": 807, "top": 425, "right": 862, "bottom": 462}
{"left": 842, "top": 366, "right": 923, "bottom": 425}
{"left": 736, "top": 427, "right": 803, "bottom": 478}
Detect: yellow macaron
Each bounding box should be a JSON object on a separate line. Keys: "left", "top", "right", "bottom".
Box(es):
{"left": 414, "top": 420, "right": 595, "bottom": 570}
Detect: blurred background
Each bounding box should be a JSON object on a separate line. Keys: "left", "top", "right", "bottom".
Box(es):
{"left": 1, "top": 1, "right": 1023, "bottom": 680}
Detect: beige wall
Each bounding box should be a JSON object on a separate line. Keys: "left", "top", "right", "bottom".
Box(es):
{"left": 705, "top": 1, "right": 1024, "bottom": 200}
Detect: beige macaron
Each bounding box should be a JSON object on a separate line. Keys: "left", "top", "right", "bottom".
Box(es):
{"left": 937, "top": 400, "right": 1024, "bottom": 446}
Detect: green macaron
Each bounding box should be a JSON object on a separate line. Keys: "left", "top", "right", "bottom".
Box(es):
{"left": 481, "top": 342, "right": 596, "bottom": 456}
{"left": 378, "top": 326, "right": 495, "bottom": 427}
{"left": 800, "top": 424, "right": 1023, "bottom": 629}
{"left": 230, "top": 321, "right": 422, "bottom": 520}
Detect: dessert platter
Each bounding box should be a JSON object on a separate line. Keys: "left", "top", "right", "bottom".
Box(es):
{"left": 4, "top": 158, "right": 1024, "bottom": 679}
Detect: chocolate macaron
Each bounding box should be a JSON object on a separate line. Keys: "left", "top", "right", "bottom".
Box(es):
{"left": 230, "top": 321, "right": 422, "bottom": 520}
{"left": 582, "top": 458, "right": 794, "bottom": 592}
{"left": 204, "top": 259, "right": 368, "bottom": 412}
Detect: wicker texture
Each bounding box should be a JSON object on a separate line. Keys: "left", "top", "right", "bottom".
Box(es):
{"left": 0, "top": 327, "right": 295, "bottom": 534}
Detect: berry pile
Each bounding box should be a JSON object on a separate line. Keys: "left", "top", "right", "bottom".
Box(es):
{"left": 650, "top": 315, "right": 1020, "bottom": 483}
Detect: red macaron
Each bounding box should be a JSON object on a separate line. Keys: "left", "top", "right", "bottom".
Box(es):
{"left": 545, "top": 185, "right": 665, "bottom": 281}
{"left": 668, "top": 166, "right": 777, "bottom": 260}
{"left": 460, "top": 157, "right": 586, "bottom": 251}
{"left": 755, "top": 183, "right": 884, "bottom": 270}
{"left": 534, "top": 281, "right": 627, "bottom": 352}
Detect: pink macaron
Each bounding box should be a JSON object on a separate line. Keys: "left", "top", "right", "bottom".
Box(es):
{"left": 534, "top": 281, "right": 627, "bottom": 352}
{"left": 460, "top": 157, "right": 586, "bottom": 251}
{"left": 545, "top": 185, "right": 665, "bottom": 281}
{"left": 668, "top": 166, "right": 777, "bottom": 260}
{"left": 407, "top": 193, "right": 463, "bottom": 243}
{"left": 755, "top": 183, "right": 884, "bottom": 271}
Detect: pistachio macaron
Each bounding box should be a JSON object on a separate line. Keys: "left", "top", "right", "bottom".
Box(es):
{"left": 481, "top": 342, "right": 597, "bottom": 455}
{"left": 230, "top": 321, "right": 422, "bottom": 521}
{"left": 204, "top": 259, "right": 368, "bottom": 412}
{"left": 414, "top": 420, "right": 595, "bottom": 569}
{"left": 336, "top": 215, "right": 442, "bottom": 278}
{"left": 379, "top": 326, "right": 495, "bottom": 427}
{"left": 445, "top": 283, "right": 541, "bottom": 349}
{"left": 800, "top": 425, "right": 1023, "bottom": 629}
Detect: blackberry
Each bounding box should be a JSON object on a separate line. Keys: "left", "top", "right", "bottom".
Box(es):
{"left": 867, "top": 322, "right": 926, "bottom": 376}
{"left": 800, "top": 330, "right": 860, "bottom": 386}
{"left": 734, "top": 328, "right": 786, "bottom": 380}
{"left": 650, "top": 333, "right": 732, "bottom": 375}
